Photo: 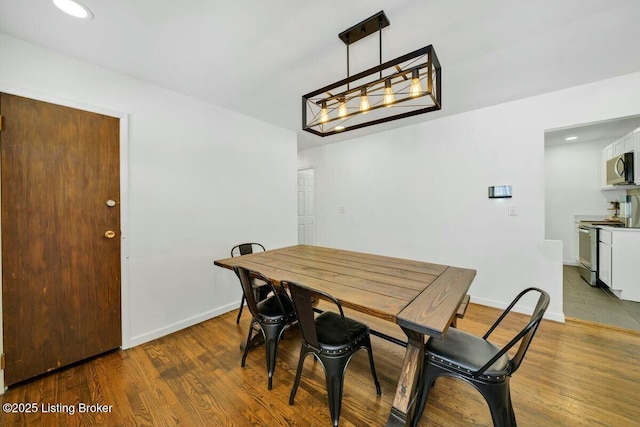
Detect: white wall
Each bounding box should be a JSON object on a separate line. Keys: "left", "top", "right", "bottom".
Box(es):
{"left": 545, "top": 140, "right": 626, "bottom": 264}
{"left": 0, "top": 32, "right": 297, "bottom": 388}
{"left": 299, "top": 70, "right": 640, "bottom": 322}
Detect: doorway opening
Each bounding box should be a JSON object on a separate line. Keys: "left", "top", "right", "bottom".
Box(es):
{"left": 544, "top": 115, "right": 640, "bottom": 332}
{"left": 297, "top": 168, "right": 315, "bottom": 245}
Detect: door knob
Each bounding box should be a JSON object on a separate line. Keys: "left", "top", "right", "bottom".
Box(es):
{"left": 104, "top": 230, "right": 116, "bottom": 239}
{"left": 106, "top": 199, "right": 118, "bottom": 207}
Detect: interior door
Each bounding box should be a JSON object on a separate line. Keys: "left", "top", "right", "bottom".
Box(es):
{"left": 297, "top": 169, "right": 315, "bottom": 244}
{"left": 1, "top": 93, "right": 121, "bottom": 386}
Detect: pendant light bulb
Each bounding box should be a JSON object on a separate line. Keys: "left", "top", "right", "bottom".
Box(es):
{"left": 338, "top": 98, "right": 347, "bottom": 119}
{"left": 383, "top": 79, "right": 395, "bottom": 107}
{"left": 410, "top": 69, "right": 422, "bottom": 97}
{"left": 360, "top": 89, "right": 370, "bottom": 113}
{"left": 319, "top": 102, "right": 329, "bottom": 124}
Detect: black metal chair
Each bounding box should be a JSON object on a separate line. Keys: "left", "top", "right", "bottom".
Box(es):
{"left": 411, "top": 287, "right": 550, "bottom": 427}
{"left": 231, "top": 243, "right": 269, "bottom": 324}
{"left": 234, "top": 266, "right": 296, "bottom": 390}
{"left": 283, "top": 280, "right": 381, "bottom": 427}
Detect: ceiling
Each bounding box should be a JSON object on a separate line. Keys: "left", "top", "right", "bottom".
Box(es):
{"left": 545, "top": 115, "right": 640, "bottom": 147}
{"left": 1, "top": 0, "right": 640, "bottom": 151}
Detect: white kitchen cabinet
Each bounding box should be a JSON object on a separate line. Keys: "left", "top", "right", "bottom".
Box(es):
{"left": 612, "top": 138, "right": 624, "bottom": 157}
{"left": 598, "top": 230, "right": 612, "bottom": 286}
{"left": 598, "top": 227, "right": 640, "bottom": 302}
{"left": 612, "top": 133, "right": 633, "bottom": 156}
{"left": 600, "top": 145, "right": 614, "bottom": 189}
{"left": 601, "top": 127, "right": 640, "bottom": 188}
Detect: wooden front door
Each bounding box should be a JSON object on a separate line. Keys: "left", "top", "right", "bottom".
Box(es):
{"left": 1, "top": 93, "right": 121, "bottom": 386}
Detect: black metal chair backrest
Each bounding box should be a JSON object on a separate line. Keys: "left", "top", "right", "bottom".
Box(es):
{"left": 233, "top": 266, "right": 287, "bottom": 319}
{"left": 231, "top": 242, "right": 265, "bottom": 258}
{"left": 284, "top": 280, "right": 352, "bottom": 351}
{"left": 230, "top": 243, "right": 267, "bottom": 324}
{"left": 476, "top": 287, "right": 550, "bottom": 377}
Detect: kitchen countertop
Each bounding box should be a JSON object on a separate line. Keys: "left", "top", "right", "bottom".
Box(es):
{"left": 574, "top": 215, "right": 610, "bottom": 223}
{"left": 598, "top": 225, "right": 640, "bottom": 232}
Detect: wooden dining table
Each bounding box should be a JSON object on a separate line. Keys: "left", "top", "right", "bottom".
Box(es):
{"left": 214, "top": 244, "right": 476, "bottom": 427}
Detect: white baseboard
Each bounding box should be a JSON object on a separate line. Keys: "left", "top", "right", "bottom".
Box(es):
{"left": 470, "top": 296, "right": 565, "bottom": 323}
{"left": 124, "top": 301, "right": 239, "bottom": 349}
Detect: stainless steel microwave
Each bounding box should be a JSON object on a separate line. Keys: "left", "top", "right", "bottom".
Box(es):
{"left": 607, "top": 152, "right": 634, "bottom": 185}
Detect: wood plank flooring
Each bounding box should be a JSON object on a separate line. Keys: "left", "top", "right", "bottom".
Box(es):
{"left": 2, "top": 303, "right": 639, "bottom": 426}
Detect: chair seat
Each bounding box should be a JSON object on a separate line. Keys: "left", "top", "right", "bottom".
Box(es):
{"left": 426, "top": 328, "right": 510, "bottom": 378}
{"left": 316, "top": 311, "right": 369, "bottom": 353}
{"left": 257, "top": 294, "right": 295, "bottom": 323}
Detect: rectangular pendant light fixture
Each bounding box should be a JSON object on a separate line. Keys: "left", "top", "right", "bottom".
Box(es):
{"left": 302, "top": 11, "right": 442, "bottom": 137}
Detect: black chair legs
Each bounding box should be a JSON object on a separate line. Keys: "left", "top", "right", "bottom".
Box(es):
{"left": 323, "top": 356, "right": 349, "bottom": 427}
{"left": 411, "top": 362, "right": 440, "bottom": 427}
{"left": 289, "top": 348, "right": 309, "bottom": 405}
{"left": 236, "top": 294, "right": 246, "bottom": 324}
{"left": 234, "top": 266, "right": 296, "bottom": 390}
{"left": 240, "top": 320, "right": 289, "bottom": 390}
{"left": 289, "top": 341, "right": 381, "bottom": 427}
{"left": 483, "top": 379, "right": 516, "bottom": 427}
{"left": 365, "top": 336, "right": 382, "bottom": 395}
{"left": 240, "top": 320, "right": 255, "bottom": 368}
{"left": 263, "top": 323, "right": 286, "bottom": 390}
{"left": 411, "top": 360, "right": 518, "bottom": 427}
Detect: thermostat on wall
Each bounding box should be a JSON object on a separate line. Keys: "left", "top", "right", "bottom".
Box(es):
{"left": 488, "top": 185, "right": 512, "bottom": 198}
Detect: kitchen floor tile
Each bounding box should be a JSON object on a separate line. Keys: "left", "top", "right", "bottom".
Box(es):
{"left": 563, "top": 286, "right": 584, "bottom": 304}
{"left": 621, "top": 301, "right": 640, "bottom": 321}
{"left": 563, "top": 301, "right": 597, "bottom": 321}
{"left": 572, "top": 282, "right": 601, "bottom": 295}
{"left": 563, "top": 265, "right": 640, "bottom": 332}
{"left": 594, "top": 312, "right": 640, "bottom": 330}
{"left": 581, "top": 291, "right": 618, "bottom": 306}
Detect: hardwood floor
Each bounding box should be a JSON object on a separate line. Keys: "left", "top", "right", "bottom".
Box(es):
{"left": 2, "top": 303, "right": 639, "bottom": 426}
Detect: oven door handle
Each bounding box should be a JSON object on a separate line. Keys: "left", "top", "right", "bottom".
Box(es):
{"left": 578, "top": 228, "right": 592, "bottom": 234}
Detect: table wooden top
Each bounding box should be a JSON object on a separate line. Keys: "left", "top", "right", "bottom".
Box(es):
{"left": 214, "top": 245, "right": 476, "bottom": 339}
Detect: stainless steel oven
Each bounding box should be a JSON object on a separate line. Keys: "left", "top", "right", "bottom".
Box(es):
{"left": 577, "top": 220, "right": 624, "bottom": 286}
{"left": 578, "top": 224, "right": 598, "bottom": 286}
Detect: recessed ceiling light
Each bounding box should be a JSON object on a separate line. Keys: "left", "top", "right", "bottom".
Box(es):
{"left": 53, "top": 0, "right": 94, "bottom": 20}
{"left": 565, "top": 136, "right": 578, "bottom": 141}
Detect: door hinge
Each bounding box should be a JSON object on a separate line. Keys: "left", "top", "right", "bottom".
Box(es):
{"left": 0, "top": 115, "right": 4, "bottom": 131}
{"left": 1, "top": 353, "right": 5, "bottom": 370}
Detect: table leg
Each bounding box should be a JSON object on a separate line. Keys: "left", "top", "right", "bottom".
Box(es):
{"left": 386, "top": 329, "right": 425, "bottom": 427}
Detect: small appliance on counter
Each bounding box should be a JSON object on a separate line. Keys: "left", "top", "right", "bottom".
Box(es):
{"left": 620, "top": 189, "right": 640, "bottom": 228}
{"left": 607, "top": 201, "right": 620, "bottom": 221}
